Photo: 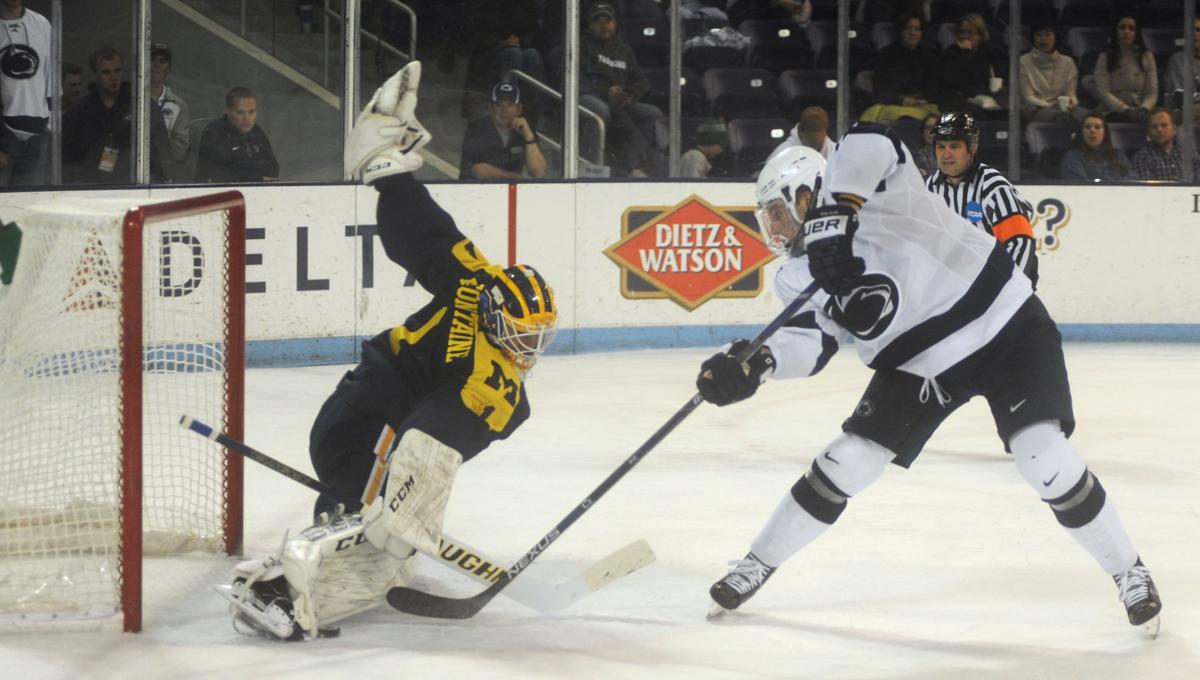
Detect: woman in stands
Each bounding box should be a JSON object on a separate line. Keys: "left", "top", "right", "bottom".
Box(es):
{"left": 1059, "top": 113, "right": 1132, "bottom": 182}
{"left": 1092, "top": 15, "right": 1158, "bottom": 123}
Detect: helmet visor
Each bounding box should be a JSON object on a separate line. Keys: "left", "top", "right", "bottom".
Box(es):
{"left": 492, "top": 310, "right": 558, "bottom": 371}
{"left": 755, "top": 197, "right": 802, "bottom": 256}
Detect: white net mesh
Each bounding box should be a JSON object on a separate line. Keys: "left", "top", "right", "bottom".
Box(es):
{"left": 0, "top": 197, "right": 237, "bottom": 625}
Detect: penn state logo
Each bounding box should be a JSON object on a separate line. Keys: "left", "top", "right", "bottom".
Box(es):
{"left": 825, "top": 273, "right": 899, "bottom": 340}
{"left": 0, "top": 44, "right": 38, "bottom": 79}
{"left": 965, "top": 200, "right": 984, "bottom": 225}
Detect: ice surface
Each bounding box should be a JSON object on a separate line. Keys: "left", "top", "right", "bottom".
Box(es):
{"left": 2, "top": 344, "right": 1198, "bottom": 679}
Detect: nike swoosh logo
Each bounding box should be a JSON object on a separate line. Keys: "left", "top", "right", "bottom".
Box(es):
{"left": 823, "top": 451, "right": 839, "bottom": 465}
{"left": 1009, "top": 399, "right": 1028, "bottom": 413}
{"left": 1042, "top": 473, "right": 1059, "bottom": 487}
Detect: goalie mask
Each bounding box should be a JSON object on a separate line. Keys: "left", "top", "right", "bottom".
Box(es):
{"left": 755, "top": 146, "right": 827, "bottom": 256}
{"left": 479, "top": 264, "right": 558, "bottom": 371}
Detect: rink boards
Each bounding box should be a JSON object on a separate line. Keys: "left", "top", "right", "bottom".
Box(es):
{"left": 2, "top": 181, "right": 1196, "bottom": 365}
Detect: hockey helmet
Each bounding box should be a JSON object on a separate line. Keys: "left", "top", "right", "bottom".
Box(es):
{"left": 755, "top": 145, "right": 827, "bottom": 256}
{"left": 931, "top": 111, "right": 980, "bottom": 149}
{"left": 479, "top": 264, "right": 558, "bottom": 371}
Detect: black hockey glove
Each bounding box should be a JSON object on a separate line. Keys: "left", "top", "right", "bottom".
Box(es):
{"left": 797, "top": 204, "right": 865, "bottom": 296}
{"left": 696, "top": 339, "right": 776, "bottom": 406}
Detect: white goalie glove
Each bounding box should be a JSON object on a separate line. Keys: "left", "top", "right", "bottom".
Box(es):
{"left": 362, "top": 428, "right": 463, "bottom": 559}
{"left": 344, "top": 60, "right": 431, "bottom": 183}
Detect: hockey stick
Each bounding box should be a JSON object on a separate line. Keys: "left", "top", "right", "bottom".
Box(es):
{"left": 180, "top": 417, "right": 655, "bottom": 613}
{"left": 386, "top": 280, "right": 824, "bottom": 619}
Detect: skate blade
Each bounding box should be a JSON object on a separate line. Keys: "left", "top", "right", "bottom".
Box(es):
{"left": 1140, "top": 614, "right": 1162, "bottom": 640}
{"left": 213, "top": 584, "right": 295, "bottom": 640}
{"left": 706, "top": 601, "right": 733, "bottom": 620}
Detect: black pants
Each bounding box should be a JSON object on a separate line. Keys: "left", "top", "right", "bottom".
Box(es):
{"left": 843, "top": 296, "right": 1075, "bottom": 467}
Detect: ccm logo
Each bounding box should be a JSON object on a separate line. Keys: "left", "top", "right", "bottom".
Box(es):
{"left": 388, "top": 474, "right": 416, "bottom": 512}
{"left": 801, "top": 217, "right": 845, "bottom": 237}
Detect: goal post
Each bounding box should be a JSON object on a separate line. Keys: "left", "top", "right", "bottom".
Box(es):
{"left": 0, "top": 191, "right": 246, "bottom": 632}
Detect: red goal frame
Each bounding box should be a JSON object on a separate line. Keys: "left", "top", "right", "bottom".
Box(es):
{"left": 118, "top": 191, "right": 246, "bottom": 632}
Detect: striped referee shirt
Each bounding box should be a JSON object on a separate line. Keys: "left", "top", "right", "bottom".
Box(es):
{"left": 925, "top": 161, "right": 1039, "bottom": 287}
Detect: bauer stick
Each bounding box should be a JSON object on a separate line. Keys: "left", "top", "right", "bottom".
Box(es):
{"left": 180, "top": 417, "right": 655, "bottom": 613}
{"left": 385, "top": 280, "right": 824, "bottom": 619}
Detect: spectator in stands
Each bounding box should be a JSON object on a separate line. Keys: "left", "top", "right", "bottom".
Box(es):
{"left": 149, "top": 43, "right": 191, "bottom": 178}
{"left": 678, "top": 119, "right": 726, "bottom": 178}
{"left": 861, "top": 13, "right": 939, "bottom": 122}
{"left": 459, "top": 82, "right": 547, "bottom": 180}
{"left": 1163, "top": 17, "right": 1200, "bottom": 112}
{"left": 771, "top": 106, "right": 833, "bottom": 159}
{"left": 62, "top": 62, "right": 85, "bottom": 111}
{"left": 580, "top": 1, "right": 661, "bottom": 176}
{"left": 195, "top": 86, "right": 279, "bottom": 183}
{"left": 913, "top": 111, "right": 939, "bottom": 177}
{"left": 0, "top": 0, "right": 51, "bottom": 186}
{"left": 937, "top": 13, "right": 1003, "bottom": 118}
{"left": 464, "top": 0, "right": 544, "bottom": 85}
{"left": 62, "top": 45, "right": 170, "bottom": 184}
{"left": 1059, "top": 113, "right": 1131, "bottom": 182}
{"left": 1092, "top": 15, "right": 1157, "bottom": 124}
{"left": 1019, "top": 22, "right": 1082, "bottom": 124}
{"left": 1131, "top": 107, "right": 1199, "bottom": 182}
{"left": 726, "top": 0, "right": 811, "bottom": 27}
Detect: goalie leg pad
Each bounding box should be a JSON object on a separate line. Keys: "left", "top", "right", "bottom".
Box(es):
{"left": 282, "top": 511, "right": 414, "bottom": 638}
{"left": 363, "top": 428, "right": 463, "bottom": 558}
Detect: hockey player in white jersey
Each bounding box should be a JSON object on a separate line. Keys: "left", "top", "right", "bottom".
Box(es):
{"left": 698, "top": 128, "right": 1162, "bottom": 634}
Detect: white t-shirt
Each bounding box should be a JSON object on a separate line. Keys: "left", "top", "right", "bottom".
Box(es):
{"left": 0, "top": 7, "right": 51, "bottom": 138}
{"left": 767, "top": 128, "right": 1034, "bottom": 381}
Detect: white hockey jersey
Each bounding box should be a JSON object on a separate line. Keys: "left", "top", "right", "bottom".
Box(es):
{"left": 0, "top": 8, "right": 51, "bottom": 138}
{"left": 768, "top": 126, "right": 1034, "bottom": 381}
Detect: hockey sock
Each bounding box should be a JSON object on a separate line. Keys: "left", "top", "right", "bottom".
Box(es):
{"left": 750, "top": 490, "right": 835, "bottom": 568}
{"left": 0, "top": 221, "right": 20, "bottom": 285}
{"left": 1063, "top": 496, "right": 1139, "bottom": 576}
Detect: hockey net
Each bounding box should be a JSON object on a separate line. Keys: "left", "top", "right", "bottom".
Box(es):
{"left": 0, "top": 192, "right": 245, "bottom": 632}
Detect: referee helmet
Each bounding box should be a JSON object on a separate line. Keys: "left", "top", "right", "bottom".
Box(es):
{"left": 932, "top": 112, "right": 980, "bottom": 150}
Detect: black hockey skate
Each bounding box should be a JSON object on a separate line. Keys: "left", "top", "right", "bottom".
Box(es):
{"left": 708, "top": 552, "right": 776, "bottom": 616}
{"left": 1113, "top": 558, "right": 1162, "bottom": 638}
{"left": 223, "top": 574, "right": 305, "bottom": 641}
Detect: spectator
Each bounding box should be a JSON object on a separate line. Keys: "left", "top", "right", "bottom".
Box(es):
{"left": 1131, "top": 107, "right": 1199, "bottom": 182}
{"left": 1059, "top": 113, "right": 1132, "bottom": 182}
{"left": 464, "top": 0, "right": 544, "bottom": 84}
{"left": 1019, "top": 22, "right": 1083, "bottom": 123}
{"left": 913, "top": 111, "right": 939, "bottom": 177}
{"left": 861, "top": 13, "right": 939, "bottom": 122}
{"left": 62, "top": 62, "right": 85, "bottom": 111}
{"left": 62, "top": 45, "right": 170, "bottom": 184}
{"left": 771, "top": 106, "right": 834, "bottom": 159}
{"left": 1092, "top": 15, "right": 1157, "bottom": 123}
{"left": 580, "top": 2, "right": 662, "bottom": 176}
{"left": 195, "top": 86, "right": 279, "bottom": 183}
{"left": 678, "top": 119, "right": 726, "bottom": 178}
{"left": 149, "top": 43, "right": 191, "bottom": 177}
{"left": 459, "top": 82, "right": 547, "bottom": 179}
{"left": 937, "top": 13, "right": 1003, "bottom": 117}
{"left": 1163, "top": 17, "right": 1200, "bottom": 111}
{"left": 0, "top": 0, "right": 51, "bottom": 186}
{"left": 727, "top": 0, "right": 811, "bottom": 27}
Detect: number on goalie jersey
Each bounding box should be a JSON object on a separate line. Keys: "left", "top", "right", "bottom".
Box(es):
{"left": 924, "top": 112, "right": 1039, "bottom": 288}
{"left": 309, "top": 172, "right": 557, "bottom": 517}
{"left": 699, "top": 128, "right": 1161, "bottom": 635}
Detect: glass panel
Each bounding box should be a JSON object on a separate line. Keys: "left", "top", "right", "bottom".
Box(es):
{"left": 151, "top": 0, "right": 344, "bottom": 183}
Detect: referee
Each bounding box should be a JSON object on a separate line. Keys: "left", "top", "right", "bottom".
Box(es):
{"left": 925, "top": 112, "right": 1039, "bottom": 288}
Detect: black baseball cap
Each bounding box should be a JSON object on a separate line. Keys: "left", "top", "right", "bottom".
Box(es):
{"left": 589, "top": 2, "right": 616, "bottom": 20}
{"left": 492, "top": 82, "right": 520, "bottom": 103}
{"left": 150, "top": 42, "right": 172, "bottom": 63}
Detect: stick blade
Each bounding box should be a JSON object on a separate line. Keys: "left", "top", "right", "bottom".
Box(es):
{"left": 386, "top": 576, "right": 508, "bottom": 619}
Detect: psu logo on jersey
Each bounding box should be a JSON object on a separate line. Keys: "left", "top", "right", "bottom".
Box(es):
{"left": 825, "top": 273, "right": 899, "bottom": 340}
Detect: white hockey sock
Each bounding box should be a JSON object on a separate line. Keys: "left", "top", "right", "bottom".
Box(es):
{"left": 1063, "top": 497, "right": 1139, "bottom": 576}
{"left": 749, "top": 492, "right": 833, "bottom": 568}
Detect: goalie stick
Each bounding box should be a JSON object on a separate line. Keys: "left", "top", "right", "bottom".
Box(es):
{"left": 385, "top": 280, "right": 824, "bottom": 619}
{"left": 180, "top": 417, "right": 655, "bottom": 613}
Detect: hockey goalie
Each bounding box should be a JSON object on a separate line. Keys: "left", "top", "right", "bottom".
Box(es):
{"left": 220, "top": 61, "right": 558, "bottom": 640}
